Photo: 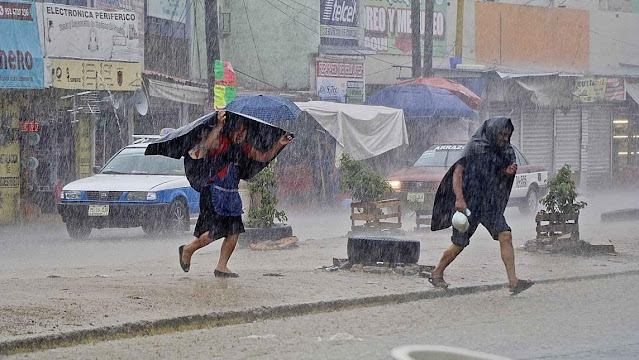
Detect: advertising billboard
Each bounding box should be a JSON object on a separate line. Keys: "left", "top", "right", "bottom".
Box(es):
{"left": 0, "top": 0, "right": 44, "bottom": 88}
{"left": 363, "top": 0, "right": 447, "bottom": 57}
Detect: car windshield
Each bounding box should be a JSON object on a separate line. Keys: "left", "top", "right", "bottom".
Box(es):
{"left": 100, "top": 147, "right": 185, "bottom": 176}
{"left": 413, "top": 145, "right": 464, "bottom": 167}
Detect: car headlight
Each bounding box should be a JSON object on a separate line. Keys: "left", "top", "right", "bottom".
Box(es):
{"left": 126, "top": 192, "right": 156, "bottom": 201}
{"left": 62, "top": 190, "right": 82, "bottom": 200}
{"left": 387, "top": 180, "right": 402, "bottom": 190}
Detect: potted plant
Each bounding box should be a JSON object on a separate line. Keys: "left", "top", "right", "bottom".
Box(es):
{"left": 338, "top": 154, "right": 400, "bottom": 232}
{"left": 536, "top": 164, "right": 587, "bottom": 241}
{"left": 240, "top": 161, "right": 292, "bottom": 247}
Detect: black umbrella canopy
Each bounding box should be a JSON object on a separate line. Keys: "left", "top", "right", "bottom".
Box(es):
{"left": 145, "top": 111, "right": 292, "bottom": 182}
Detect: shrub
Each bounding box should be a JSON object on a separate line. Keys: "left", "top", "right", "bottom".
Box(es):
{"left": 247, "top": 162, "right": 287, "bottom": 227}
{"left": 540, "top": 164, "right": 587, "bottom": 214}
{"left": 339, "top": 154, "right": 391, "bottom": 202}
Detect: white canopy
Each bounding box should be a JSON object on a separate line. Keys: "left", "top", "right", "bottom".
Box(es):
{"left": 294, "top": 101, "right": 408, "bottom": 160}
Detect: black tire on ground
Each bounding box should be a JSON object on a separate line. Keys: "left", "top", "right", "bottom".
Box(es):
{"left": 347, "top": 237, "right": 420, "bottom": 264}
{"left": 519, "top": 187, "right": 539, "bottom": 215}
{"left": 163, "top": 198, "right": 190, "bottom": 235}
{"left": 66, "top": 221, "right": 91, "bottom": 239}
{"left": 239, "top": 224, "right": 293, "bottom": 247}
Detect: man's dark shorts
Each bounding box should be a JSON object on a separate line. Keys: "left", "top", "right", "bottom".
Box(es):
{"left": 451, "top": 210, "right": 511, "bottom": 248}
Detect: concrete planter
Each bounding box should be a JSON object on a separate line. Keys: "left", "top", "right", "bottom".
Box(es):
{"left": 238, "top": 223, "right": 293, "bottom": 248}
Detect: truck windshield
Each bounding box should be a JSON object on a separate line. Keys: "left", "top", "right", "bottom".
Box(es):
{"left": 413, "top": 145, "right": 464, "bottom": 167}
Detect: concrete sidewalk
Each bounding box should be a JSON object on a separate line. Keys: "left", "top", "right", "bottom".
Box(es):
{"left": 1, "top": 193, "right": 639, "bottom": 355}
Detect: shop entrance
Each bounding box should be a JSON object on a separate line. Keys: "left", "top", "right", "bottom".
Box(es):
{"left": 612, "top": 116, "right": 639, "bottom": 187}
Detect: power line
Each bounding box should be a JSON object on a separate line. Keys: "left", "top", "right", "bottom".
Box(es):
{"left": 283, "top": 0, "right": 318, "bottom": 12}
{"left": 167, "top": 0, "right": 190, "bottom": 38}
{"left": 234, "top": 67, "right": 282, "bottom": 90}
{"left": 242, "top": 0, "right": 266, "bottom": 81}
{"left": 263, "top": 0, "right": 399, "bottom": 66}
{"left": 192, "top": 0, "right": 203, "bottom": 80}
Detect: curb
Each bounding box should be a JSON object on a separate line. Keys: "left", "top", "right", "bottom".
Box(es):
{"left": 2, "top": 269, "right": 639, "bottom": 355}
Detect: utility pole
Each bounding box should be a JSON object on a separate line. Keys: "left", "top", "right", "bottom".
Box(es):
{"left": 423, "top": 0, "right": 434, "bottom": 77}
{"left": 205, "top": 0, "right": 221, "bottom": 102}
{"left": 411, "top": 0, "right": 421, "bottom": 78}
{"left": 455, "top": 0, "right": 464, "bottom": 58}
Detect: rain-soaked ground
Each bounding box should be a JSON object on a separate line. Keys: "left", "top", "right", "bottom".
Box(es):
{"left": 0, "top": 189, "right": 638, "bottom": 349}
{"left": 1, "top": 188, "right": 636, "bottom": 271}
{"left": 6, "top": 273, "right": 639, "bottom": 360}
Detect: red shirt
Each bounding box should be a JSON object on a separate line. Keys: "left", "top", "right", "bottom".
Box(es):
{"left": 209, "top": 135, "right": 251, "bottom": 179}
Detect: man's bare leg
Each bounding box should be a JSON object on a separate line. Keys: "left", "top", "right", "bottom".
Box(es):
{"left": 498, "top": 231, "right": 518, "bottom": 286}
{"left": 182, "top": 231, "right": 215, "bottom": 265}
{"left": 432, "top": 244, "right": 464, "bottom": 279}
{"left": 216, "top": 233, "right": 239, "bottom": 273}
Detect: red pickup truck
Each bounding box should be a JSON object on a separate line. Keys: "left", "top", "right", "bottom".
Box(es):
{"left": 386, "top": 143, "right": 548, "bottom": 216}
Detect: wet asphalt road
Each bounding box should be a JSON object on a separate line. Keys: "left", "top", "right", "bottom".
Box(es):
{"left": 6, "top": 272, "right": 639, "bottom": 360}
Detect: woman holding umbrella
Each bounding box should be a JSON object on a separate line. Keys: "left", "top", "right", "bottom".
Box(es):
{"left": 179, "top": 110, "right": 293, "bottom": 277}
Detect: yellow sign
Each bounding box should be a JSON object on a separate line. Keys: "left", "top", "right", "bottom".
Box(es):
{"left": 49, "top": 59, "right": 142, "bottom": 91}
{"left": 74, "top": 118, "right": 93, "bottom": 179}
{"left": 0, "top": 102, "right": 21, "bottom": 223}
{"left": 575, "top": 77, "right": 626, "bottom": 103}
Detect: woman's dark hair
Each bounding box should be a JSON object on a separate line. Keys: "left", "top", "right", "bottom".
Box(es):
{"left": 221, "top": 113, "right": 249, "bottom": 136}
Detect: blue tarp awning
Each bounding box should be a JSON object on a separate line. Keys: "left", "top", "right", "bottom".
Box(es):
{"left": 364, "top": 84, "right": 475, "bottom": 118}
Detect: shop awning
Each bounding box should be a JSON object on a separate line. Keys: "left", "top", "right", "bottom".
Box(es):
{"left": 494, "top": 71, "right": 580, "bottom": 108}
{"left": 147, "top": 78, "right": 208, "bottom": 105}
{"left": 625, "top": 82, "right": 639, "bottom": 105}
{"left": 295, "top": 101, "right": 408, "bottom": 160}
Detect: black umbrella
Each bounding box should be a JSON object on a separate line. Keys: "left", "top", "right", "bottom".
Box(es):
{"left": 145, "top": 111, "right": 291, "bottom": 184}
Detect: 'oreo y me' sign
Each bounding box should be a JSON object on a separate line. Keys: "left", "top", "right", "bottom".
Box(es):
{"left": 320, "top": 0, "right": 359, "bottom": 47}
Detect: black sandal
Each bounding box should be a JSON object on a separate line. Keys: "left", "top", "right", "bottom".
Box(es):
{"left": 509, "top": 279, "right": 534, "bottom": 295}
{"left": 428, "top": 276, "right": 449, "bottom": 289}
{"left": 214, "top": 269, "right": 239, "bottom": 278}
{"left": 178, "top": 245, "right": 190, "bottom": 273}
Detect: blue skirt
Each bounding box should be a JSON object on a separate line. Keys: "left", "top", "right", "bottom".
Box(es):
{"left": 193, "top": 186, "right": 245, "bottom": 239}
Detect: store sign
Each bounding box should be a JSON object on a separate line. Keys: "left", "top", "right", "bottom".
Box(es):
{"left": 575, "top": 77, "right": 626, "bottom": 103}
{"left": 364, "top": 0, "right": 447, "bottom": 56}
{"left": 40, "top": 3, "right": 141, "bottom": 63}
{"left": 94, "top": 0, "right": 144, "bottom": 67}
{"left": 147, "top": 0, "right": 187, "bottom": 23}
{"left": 316, "top": 59, "right": 365, "bottom": 103}
{"left": 47, "top": 58, "right": 141, "bottom": 91}
{"left": 74, "top": 118, "right": 92, "bottom": 179}
{"left": 0, "top": 0, "right": 44, "bottom": 88}
{"left": 320, "top": 0, "right": 359, "bottom": 47}
{"left": 0, "top": 105, "right": 20, "bottom": 223}
{"left": 21, "top": 120, "right": 39, "bottom": 132}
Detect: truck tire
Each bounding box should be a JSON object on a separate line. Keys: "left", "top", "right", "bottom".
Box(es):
{"left": 519, "top": 187, "right": 539, "bottom": 215}
{"left": 347, "top": 236, "right": 420, "bottom": 264}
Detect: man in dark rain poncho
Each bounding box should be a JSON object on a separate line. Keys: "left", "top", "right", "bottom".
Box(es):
{"left": 430, "top": 117, "right": 534, "bottom": 295}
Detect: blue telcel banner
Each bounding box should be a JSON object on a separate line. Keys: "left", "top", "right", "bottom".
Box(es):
{"left": 0, "top": 0, "right": 44, "bottom": 88}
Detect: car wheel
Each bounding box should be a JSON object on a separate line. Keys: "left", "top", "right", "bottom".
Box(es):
{"left": 163, "top": 199, "right": 189, "bottom": 236}
{"left": 66, "top": 221, "right": 91, "bottom": 239}
{"left": 142, "top": 222, "right": 162, "bottom": 236}
{"left": 347, "top": 237, "right": 420, "bottom": 264}
{"left": 519, "top": 187, "right": 539, "bottom": 215}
